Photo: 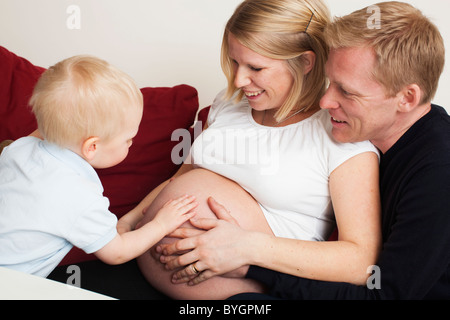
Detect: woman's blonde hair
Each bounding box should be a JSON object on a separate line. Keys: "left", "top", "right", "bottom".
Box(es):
{"left": 325, "top": 1, "right": 445, "bottom": 104}
{"left": 221, "top": 0, "right": 330, "bottom": 122}
{"left": 30, "top": 55, "right": 143, "bottom": 148}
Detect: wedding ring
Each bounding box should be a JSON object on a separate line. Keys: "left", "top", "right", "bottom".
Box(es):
{"left": 192, "top": 264, "right": 200, "bottom": 274}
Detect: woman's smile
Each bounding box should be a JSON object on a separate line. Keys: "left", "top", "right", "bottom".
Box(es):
{"left": 244, "top": 90, "right": 265, "bottom": 100}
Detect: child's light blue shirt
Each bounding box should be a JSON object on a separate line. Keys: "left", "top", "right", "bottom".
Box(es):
{"left": 0, "top": 137, "right": 117, "bottom": 277}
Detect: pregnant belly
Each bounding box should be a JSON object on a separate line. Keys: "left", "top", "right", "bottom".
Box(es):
{"left": 136, "top": 168, "right": 273, "bottom": 299}
{"left": 138, "top": 168, "right": 272, "bottom": 233}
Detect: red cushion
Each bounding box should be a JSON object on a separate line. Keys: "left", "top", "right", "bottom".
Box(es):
{"left": 0, "top": 46, "right": 200, "bottom": 265}
{"left": 0, "top": 46, "right": 44, "bottom": 139}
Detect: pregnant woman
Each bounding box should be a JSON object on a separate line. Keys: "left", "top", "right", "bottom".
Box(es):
{"left": 124, "top": 0, "right": 381, "bottom": 299}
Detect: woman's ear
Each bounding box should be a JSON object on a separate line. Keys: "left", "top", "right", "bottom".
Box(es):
{"left": 398, "top": 84, "right": 422, "bottom": 113}
{"left": 302, "top": 51, "right": 316, "bottom": 75}
{"left": 81, "top": 136, "right": 100, "bottom": 161}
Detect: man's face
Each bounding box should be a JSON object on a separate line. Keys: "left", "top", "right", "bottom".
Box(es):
{"left": 320, "top": 47, "right": 401, "bottom": 152}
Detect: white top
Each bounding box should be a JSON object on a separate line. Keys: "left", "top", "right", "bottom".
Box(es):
{"left": 190, "top": 90, "right": 378, "bottom": 241}
{"left": 0, "top": 137, "right": 117, "bottom": 277}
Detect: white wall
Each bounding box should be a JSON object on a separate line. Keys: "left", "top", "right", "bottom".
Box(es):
{"left": 1, "top": 0, "right": 449, "bottom": 112}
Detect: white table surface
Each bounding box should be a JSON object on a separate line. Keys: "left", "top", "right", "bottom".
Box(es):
{"left": 0, "top": 267, "right": 115, "bottom": 300}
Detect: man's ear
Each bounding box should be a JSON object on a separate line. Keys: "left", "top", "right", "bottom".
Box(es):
{"left": 81, "top": 137, "right": 100, "bottom": 161}
{"left": 398, "top": 84, "right": 422, "bottom": 113}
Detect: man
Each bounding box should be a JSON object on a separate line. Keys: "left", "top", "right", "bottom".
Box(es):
{"left": 238, "top": 1, "right": 450, "bottom": 299}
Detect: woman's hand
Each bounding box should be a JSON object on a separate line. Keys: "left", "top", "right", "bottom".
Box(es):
{"left": 157, "top": 197, "right": 251, "bottom": 285}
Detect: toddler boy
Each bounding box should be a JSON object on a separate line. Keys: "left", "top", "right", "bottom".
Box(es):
{"left": 0, "top": 55, "right": 197, "bottom": 277}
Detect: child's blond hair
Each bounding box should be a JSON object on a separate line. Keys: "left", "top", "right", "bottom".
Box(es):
{"left": 30, "top": 55, "right": 143, "bottom": 148}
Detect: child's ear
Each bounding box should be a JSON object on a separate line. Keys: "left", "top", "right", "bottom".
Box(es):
{"left": 81, "top": 137, "right": 100, "bottom": 161}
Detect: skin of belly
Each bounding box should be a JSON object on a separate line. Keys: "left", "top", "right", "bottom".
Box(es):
{"left": 136, "top": 168, "right": 273, "bottom": 300}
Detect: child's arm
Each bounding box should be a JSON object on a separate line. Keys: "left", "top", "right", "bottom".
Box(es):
{"left": 115, "top": 180, "right": 169, "bottom": 234}
{"left": 94, "top": 195, "right": 197, "bottom": 265}
{"left": 117, "top": 163, "right": 194, "bottom": 234}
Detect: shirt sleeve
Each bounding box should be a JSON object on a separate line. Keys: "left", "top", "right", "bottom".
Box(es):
{"left": 246, "top": 266, "right": 380, "bottom": 299}
{"left": 66, "top": 195, "right": 118, "bottom": 254}
{"left": 327, "top": 140, "right": 379, "bottom": 176}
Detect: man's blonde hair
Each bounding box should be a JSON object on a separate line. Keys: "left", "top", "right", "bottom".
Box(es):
{"left": 325, "top": 1, "right": 445, "bottom": 104}
{"left": 221, "top": 0, "right": 330, "bottom": 122}
{"left": 30, "top": 55, "right": 143, "bottom": 148}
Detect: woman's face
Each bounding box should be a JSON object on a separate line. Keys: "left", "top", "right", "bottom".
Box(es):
{"left": 228, "top": 33, "right": 294, "bottom": 112}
